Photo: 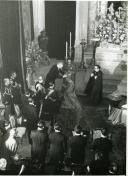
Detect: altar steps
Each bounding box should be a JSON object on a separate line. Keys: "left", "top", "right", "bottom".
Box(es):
{"left": 95, "top": 47, "right": 127, "bottom": 97}
{"left": 103, "top": 76, "right": 127, "bottom": 96}
{"left": 103, "top": 82, "right": 118, "bottom": 95}
{"left": 116, "top": 76, "right": 127, "bottom": 96}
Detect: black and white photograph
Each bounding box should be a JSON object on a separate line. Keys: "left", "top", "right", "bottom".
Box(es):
{"left": 0, "top": 0, "right": 127, "bottom": 175}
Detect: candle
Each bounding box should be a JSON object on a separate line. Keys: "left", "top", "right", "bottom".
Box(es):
{"left": 66, "top": 41, "right": 68, "bottom": 59}
{"left": 97, "top": 1, "right": 99, "bottom": 12}
{"left": 94, "top": 24, "right": 97, "bottom": 36}
{"left": 80, "top": 28, "right": 82, "bottom": 40}
{"left": 119, "top": 8, "right": 120, "bottom": 18}
{"left": 95, "top": 27, "right": 97, "bottom": 36}
{"left": 70, "top": 32, "right": 71, "bottom": 49}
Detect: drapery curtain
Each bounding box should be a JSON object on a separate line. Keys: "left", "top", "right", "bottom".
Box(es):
{"left": 0, "top": 44, "right": 3, "bottom": 91}
{"left": 45, "top": 1, "right": 76, "bottom": 59}
{"left": 0, "top": 1, "right": 26, "bottom": 92}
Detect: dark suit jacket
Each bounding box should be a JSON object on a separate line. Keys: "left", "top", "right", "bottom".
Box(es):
{"left": 93, "top": 137, "right": 112, "bottom": 160}
{"left": 69, "top": 135, "right": 87, "bottom": 164}
{"left": 45, "top": 65, "right": 64, "bottom": 87}
{"left": 30, "top": 130, "right": 49, "bottom": 161}
{"left": 89, "top": 159, "right": 109, "bottom": 175}
{"left": 22, "top": 103, "right": 38, "bottom": 130}
{"left": 49, "top": 131, "right": 67, "bottom": 164}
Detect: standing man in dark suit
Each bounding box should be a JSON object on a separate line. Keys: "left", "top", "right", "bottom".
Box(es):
{"left": 42, "top": 83, "right": 62, "bottom": 123}
{"left": 9, "top": 71, "right": 22, "bottom": 107}
{"left": 34, "top": 76, "right": 46, "bottom": 118}
{"left": 93, "top": 128, "right": 113, "bottom": 163}
{"left": 2, "top": 78, "right": 13, "bottom": 121}
{"left": 49, "top": 123, "right": 67, "bottom": 165}
{"left": 22, "top": 98, "right": 38, "bottom": 144}
{"left": 45, "top": 62, "right": 65, "bottom": 88}
{"left": 30, "top": 120, "right": 49, "bottom": 166}
{"left": 68, "top": 125, "right": 87, "bottom": 165}
{"left": 87, "top": 151, "right": 109, "bottom": 175}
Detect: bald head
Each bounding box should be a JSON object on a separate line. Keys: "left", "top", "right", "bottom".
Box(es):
{"left": 57, "top": 62, "right": 63, "bottom": 69}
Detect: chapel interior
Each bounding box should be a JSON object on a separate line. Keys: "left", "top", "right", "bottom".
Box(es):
{"left": 0, "top": 0, "right": 127, "bottom": 175}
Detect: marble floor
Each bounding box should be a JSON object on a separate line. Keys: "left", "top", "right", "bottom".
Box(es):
{"left": 17, "top": 59, "right": 126, "bottom": 174}
{"left": 17, "top": 95, "right": 126, "bottom": 174}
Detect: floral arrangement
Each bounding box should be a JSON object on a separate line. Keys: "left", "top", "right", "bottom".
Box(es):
{"left": 0, "top": 158, "right": 7, "bottom": 171}
{"left": 25, "top": 40, "right": 41, "bottom": 67}
{"left": 95, "top": 4, "right": 127, "bottom": 46}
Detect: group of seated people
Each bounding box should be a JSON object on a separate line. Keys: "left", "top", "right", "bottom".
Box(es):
{"left": 0, "top": 62, "right": 120, "bottom": 175}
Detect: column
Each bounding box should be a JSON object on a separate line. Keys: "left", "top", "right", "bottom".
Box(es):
{"left": 100, "top": 1, "right": 108, "bottom": 16}
{"left": 87, "top": 1, "right": 97, "bottom": 45}
{"left": 74, "top": 1, "right": 88, "bottom": 62}
{"left": 32, "top": 0, "right": 45, "bottom": 39}
{"left": 21, "top": 1, "right": 32, "bottom": 41}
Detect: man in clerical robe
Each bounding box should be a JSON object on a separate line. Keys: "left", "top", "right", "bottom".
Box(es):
{"left": 45, "top": 62, "right": 65, "bottom": 88}
{"left": 84, "top": 65, "right": 103, "bottom": 105}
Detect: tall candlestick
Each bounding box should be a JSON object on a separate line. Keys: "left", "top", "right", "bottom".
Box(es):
{"left": 95, "top": 27, "right": 97, "bottom": 36}
{"left": 119, "top": 8, "right": 120, "bottom": 18}
{"left": 66, "top": 41, "right": 68, "bottom": 59}
{"left": 70, "top": 32, "right": 72, "bottom": 49}
{"left": 94, "top": 23, "right": 97, "bottom": 36}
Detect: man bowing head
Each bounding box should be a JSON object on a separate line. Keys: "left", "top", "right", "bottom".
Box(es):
{"left": 45, "top": 62, "right": 64, "bottom": 88}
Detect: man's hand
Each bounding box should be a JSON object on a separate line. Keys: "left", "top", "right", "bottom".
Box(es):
{"left": 63, "top": 74, "right": 67, "bottom": 78}
{"left": 91, "top": 73, "right": 94, "bottom": 77}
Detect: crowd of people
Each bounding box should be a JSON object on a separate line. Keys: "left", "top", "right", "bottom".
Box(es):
{"left": 0, "top": 61, "right": 119, "bottom": 175}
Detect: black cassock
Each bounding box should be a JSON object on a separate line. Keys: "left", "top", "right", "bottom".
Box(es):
{"left": 85, "top": 70, "right": 103, "bottom": 105}
{"left": 45, "top": 64, "right": 64, "bottom": 88}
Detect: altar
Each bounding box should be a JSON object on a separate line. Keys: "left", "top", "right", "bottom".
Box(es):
{"left": 96, "top": 46, "right": 125, "bottom": 73}
{"left": 108, "top": 105, "right": 127, "bottom": 126}
{"left": 95, "top": 46, "right": 127, "bottom": 95}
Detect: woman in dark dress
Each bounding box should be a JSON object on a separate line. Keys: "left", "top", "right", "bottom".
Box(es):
{"left": 61, "top": 73, "right": 82, "bottom": 124}
{"left": 84, "top": 65, "right": 103, "bottom": 105}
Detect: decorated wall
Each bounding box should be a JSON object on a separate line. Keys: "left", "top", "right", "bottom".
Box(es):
{"left": 21, "top": 1, "right": 32, "bottom": 42}
{"left": 94, "top": 1, "right": 127, "bottom": 95}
